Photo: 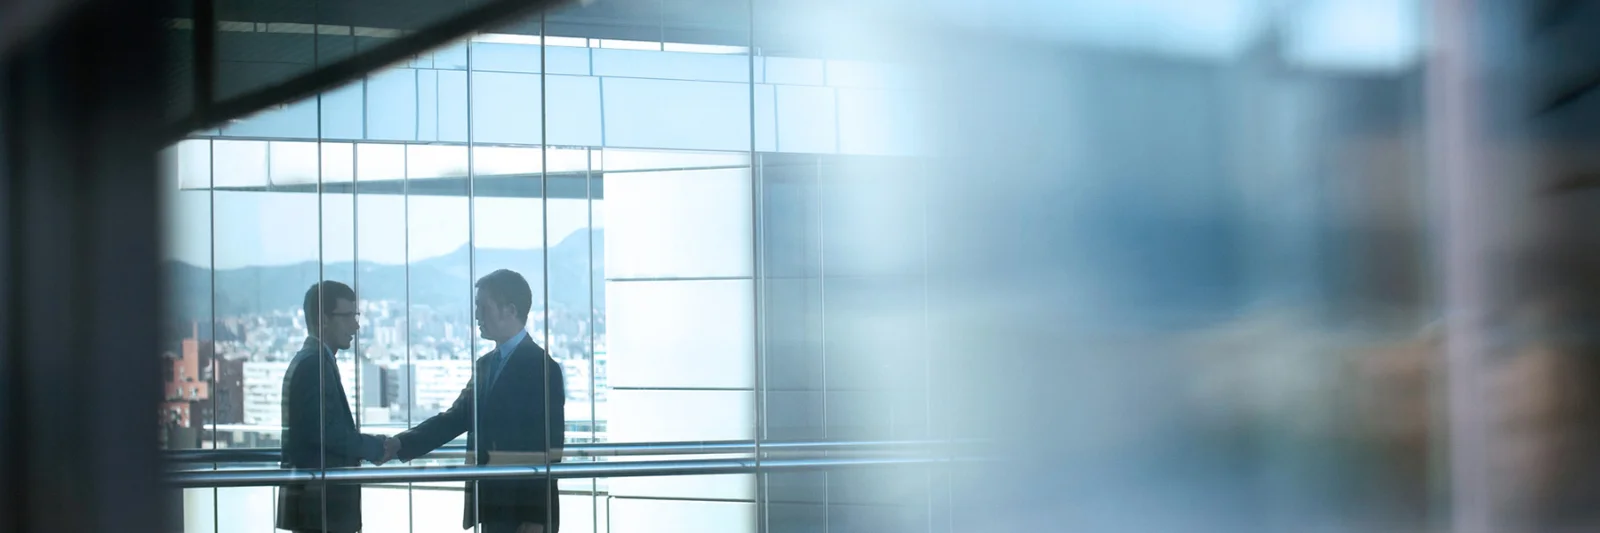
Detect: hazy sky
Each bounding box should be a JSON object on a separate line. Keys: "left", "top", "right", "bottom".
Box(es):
{"left": 165, "top": 191, "right": 600, "bottom": 269}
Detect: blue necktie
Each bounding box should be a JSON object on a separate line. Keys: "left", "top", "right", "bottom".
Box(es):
{"left": 486, "top": 349, "right": 510, "bottom": 392}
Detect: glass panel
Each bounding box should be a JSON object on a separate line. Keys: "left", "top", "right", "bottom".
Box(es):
{"left": 159, "top": 139, "right": 215, "bottom": 451}
{"left": 824, "top": 59, "right": 911, "bottom": 89}
{"left": 818, "top": 159, "right": 925, "bottom": 278}
{"left": 610, "top": 473, "right": 756, "bottom": 501}
{"left": 402, "top": 143, "right": 473, "bottom": 530}
{"left": 600, "top": 148, "right": 749, "bottom": 172}
{"left": 601, "top": 78, "right": 751, "bottom": 151}
{"left": 609, "top": 499, "right": 755, "bottom": 533}
{"left": 219, "top": 98, "right": 319, "bottom": 139}
{"left": 824, "top": 501, "right": 929, "bottom": 532}
{"left": 471, "top": 71, "right": 542, "bottom": 145}
{"left": 763, "top": 57, "right": 826, "bottom": 86}
{"left": 356, "top": 143, "right": 405, "bottom": 182}
{"left": 211, "top": 140, "right": 267, "bottom": 188}
{"left": 606, "top": 280, "right": 754, "bottom": 389}
{"left": 546, "top": 75, "right": 603, "bottom": 147}
{"left": 604, "top": 168, "right": 753, "bottom": 279}
{"left": 754, "top": 84, "right": 777, "bottom": 152}
{"left": 434, "top": 40, "right": 470, "bottom": 71}
{"left": 320, "top": 82, "right": 364, "bottom": 140}
{"left": 608, "top": 390, "right": 754, "bottom": 442}
{"left": 354, "top": 189, "right": 407, "bottom": 434}
{"left": 559, "top": 492, "right": 607, "bottom": 533}
{"left": 211, "top": 135, "right": 325, "bottom": 529}
{"left": 408, "top": 145, "right": 470, "bottom": 179}
{"left": 775, "top": 85, "right": 838, "bottom": 154}
{"left": 366, "top": 68, "right": 420, "bottom": 141}
{"left": 763, "top": 390, "right": 823, "bottom": 440}
{"left": 417, "top": 69, "right": 442, "bottom": 142}
{"left": 591, "top": 49, "right": 749, "bottom": 82}
{"left": 175, "top": 488, "right": 216, "bottom": 533}
{"left": 836, "top": 88, "right": 919, "bottom": 156}
{"left": 547, "top": 46, "right": 592, "bottom": 76}
{"left": 358, "top": 485, "right": 416, "bottom": 531}
{"left": 439, "top": 70, "right": 471, "bottom": 142}
{"left": 268, "top": 141, "right": 321, "bottom": 186}
{"left": 758, "top": 154, "right": 826, "bottom": 452}
{"left": 214, "top": 487, "right": 277, "bottom": 533}
{"left": 410, "top": 484, "right": 468, "bottom": 532}
{"left": 473, "top": 42, "right": 543, "bottom": 73}
{"left": 765, "top": 500, "right": 826, "bottom": 533}
{"left": 321, "top": 142, "right": 356, "bottom": 183}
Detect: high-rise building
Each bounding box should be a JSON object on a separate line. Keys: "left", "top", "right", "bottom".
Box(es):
{"left": 241, "top": 357, "right": 381, "bottom": 426}
{"left": 159, "top": 322, "right": 246, "bottom": 441}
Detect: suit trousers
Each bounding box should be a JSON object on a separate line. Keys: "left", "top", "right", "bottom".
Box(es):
{"left": 482, "top": 522, "right": 545, "bottom": 533}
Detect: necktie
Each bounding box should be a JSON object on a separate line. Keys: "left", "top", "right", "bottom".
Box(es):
{"left": 487, "top": 349, "right": 510, "bottom": 391}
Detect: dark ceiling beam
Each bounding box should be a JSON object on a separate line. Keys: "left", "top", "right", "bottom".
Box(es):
{"left": 0, "top": 0, "right": 89, "bottom": 58}
{"left": 170, "top": 0, "right": 576, "bottom": 140}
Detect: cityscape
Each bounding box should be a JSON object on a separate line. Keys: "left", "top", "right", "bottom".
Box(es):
{"left": 160, "top": 297, "right": 608, "bottom": 450}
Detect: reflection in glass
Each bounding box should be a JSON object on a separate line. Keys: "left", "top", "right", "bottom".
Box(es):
{"left": 162, "top": 1, "right": 954, "bottom": 530}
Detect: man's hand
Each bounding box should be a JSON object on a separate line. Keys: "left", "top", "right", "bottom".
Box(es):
{"left": 380, "top": 436, "right": 402, "bottom": 464}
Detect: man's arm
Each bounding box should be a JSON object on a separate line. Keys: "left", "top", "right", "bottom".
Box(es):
{"left": 395, "top": 378, "right": 475, "bottom": 461}
{"left": 297, "top": 359, "right": 385, "bottom": 464}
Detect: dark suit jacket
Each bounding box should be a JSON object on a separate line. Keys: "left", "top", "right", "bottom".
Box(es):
{"left": 276, "top": 337, "right": 384, "bottom": 533}
{"left": 396, "top": 336, "right": 566, "bottom": 531}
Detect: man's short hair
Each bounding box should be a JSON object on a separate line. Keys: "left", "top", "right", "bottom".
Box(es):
{"left": 303, "top": 280, "right": 356, "bottom": 335}
{"left": 476, "top": 269, "right": 533, "bottom": 322}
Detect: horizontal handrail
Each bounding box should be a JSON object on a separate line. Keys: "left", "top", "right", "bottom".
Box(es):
{"left": 164, "top": 455, "right": 982, "bottom": 488}
{"left": 164, "top": 439, "right": 968, "bottom": 464}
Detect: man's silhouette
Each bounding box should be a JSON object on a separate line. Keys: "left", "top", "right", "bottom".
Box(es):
{"left": 395, "top": 269, "right": 566, "bottom": 533}
{"left": 277, "top": 281, "right": 396, "bottom": 533}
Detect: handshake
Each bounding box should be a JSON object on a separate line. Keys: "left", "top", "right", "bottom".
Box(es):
{"left": 370, "top": 436, "right": 404, "bottom": 466}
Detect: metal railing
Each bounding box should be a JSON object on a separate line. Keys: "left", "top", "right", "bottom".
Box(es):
{"left": 164, "top": 439, "right": 968, "bottom": 464}
{"left": 165, "top": 455, "right": 982, "bottom": 488}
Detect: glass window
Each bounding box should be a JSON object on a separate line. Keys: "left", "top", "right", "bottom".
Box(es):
{"left": 754, "top": 84, "right": 777, "bottom": 152}
{"left": 601, "top": 78, "right": 751, "bottom": 151}
{"left": 609, "top": 390, "right": 754, "bottom": 442}
{"left": 473, "top": 42, "right": 543, "bottom": 73}
{"left": 161, "top": 12, "right": 942, "bottom": 533}
{"left": 321, "top": 83, "right": 365, "bottom": 140}
{"left": 606, "top": 280, "right": 754, "bottom": 389}
{"left": 763, "top": 56, "right": 826, "bottom": 86}
{"left": 592, "top": 49, "right": 748, "bottom": 83}
{"left": 836, "top": 88, "right": 919, "bottom": 156}
{"left": 775, "top": 85, "right": 838, "bottom": 154}
{"left": 546, "top": 75, "right": 603, "bottom": 146}
{"left": 547, "top": 46, "right": 592, "bottom": 76}
{"left": 220, "top": 98, "right": 318, "bottom": 139}
{"left": 472, "top": 71, "right": 542, "bottom": 145}
{"left": 438, "top": 70, "right": 471, "bottom": 142}
{"left": 604, "top": 167, "right": 753, "bottom": 279}
{"left": 366, "top": 68, "right": 420, "bottom": 141}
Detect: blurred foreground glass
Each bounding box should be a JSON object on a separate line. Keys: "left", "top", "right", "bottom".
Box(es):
{"left": 152, "top": 1, "right": 1600, "bottom": 533}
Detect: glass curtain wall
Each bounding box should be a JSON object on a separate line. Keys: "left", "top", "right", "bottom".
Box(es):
{"left": 158, "top": 0, "right": 1439, "bottom": 531}
{"left": 157, "top": 0, "right": 934, "bottom": 531}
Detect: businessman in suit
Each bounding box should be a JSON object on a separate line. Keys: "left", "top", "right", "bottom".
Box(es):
{"left": 277, "top": 281, "right": 400, "bottom": 533}
{"left": 395, "top": 269, "right": 566, "bottom": 533}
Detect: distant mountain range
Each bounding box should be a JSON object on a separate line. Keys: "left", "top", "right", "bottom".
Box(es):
{"left": 165, "top": 228, "right": 603, "bottom": 324}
